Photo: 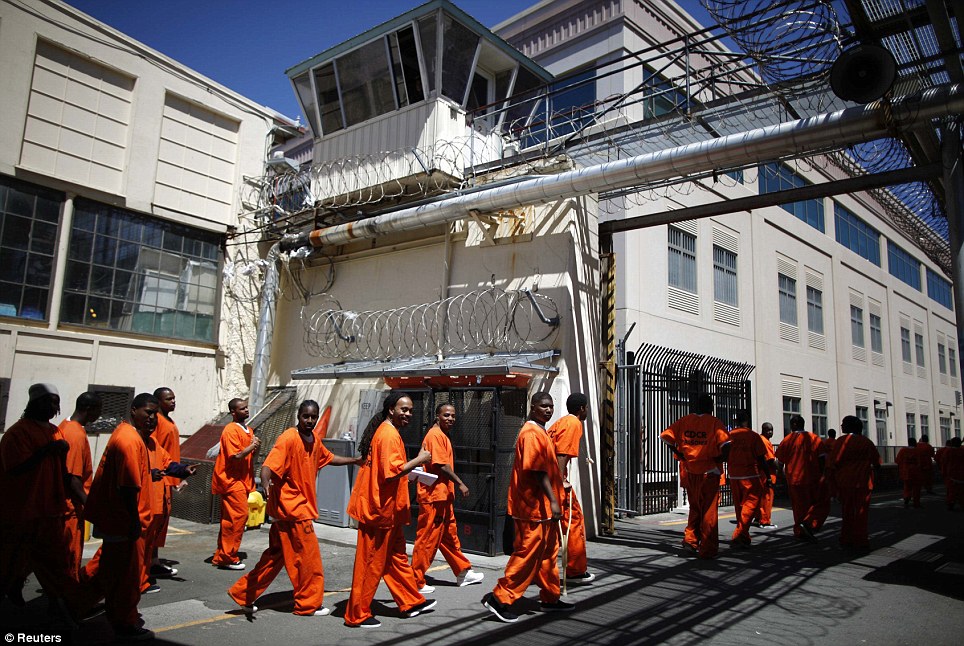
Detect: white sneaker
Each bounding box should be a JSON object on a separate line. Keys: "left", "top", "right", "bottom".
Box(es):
{"left": 241, "top": 605, "right": 258, "bottom": 614}
{"left": 218, "top": 561, "right": 246, "bottom": 571}
{"left": 418, "top": 584, "right": 435, "bottom": 594}
{"left": 456, "top": 569, "right": 484, "bottom": 587}
{"left": 313, "top": 607, "right": 331, "bottom": 616}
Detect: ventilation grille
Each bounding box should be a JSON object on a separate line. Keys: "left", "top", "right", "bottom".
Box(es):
{"left": 668, "top": 286, "right": 699, "bottom": 315}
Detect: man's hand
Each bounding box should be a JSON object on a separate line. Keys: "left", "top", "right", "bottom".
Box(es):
{"left": 550, "top": 498, "right": 562, "bottom": 521}
{"left": 416, "top": 448, "right": 432, "bottom": 466}
{"left": 458, "top": 482, "right": 470, "bottom": 497}
{"left": 563, "top": 478, "right": 572, "bottom": 492}
{"left": 250, "top": 437, "right": 261, "bottom": 451}
{"left": 151, "top": 468, "right": 164, "bottom": 482}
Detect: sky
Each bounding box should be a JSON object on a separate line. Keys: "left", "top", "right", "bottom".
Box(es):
{"left": 64, "top": 0, "right": 713, "bottom": 124}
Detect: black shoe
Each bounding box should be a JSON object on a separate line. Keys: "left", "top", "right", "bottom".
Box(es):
{"left": 403, "top": 598, "right": 437, "bottom": 618}
{"left": 567, "top": 571, "right": 595, "bottom": 584}
{"left": 540, "top": 599, "right": 576, "bottom": 612}
{"left": 346, "top": 616, "right": 381, "bottom": 628}
{"left": 797, "top": 523, "right": 818, "bottom": 543}
{"left": 482, "top": 592, "right": 519, "bottom": 623}
{"left": 150, "top": 564, "right": 178, "bottom": 578}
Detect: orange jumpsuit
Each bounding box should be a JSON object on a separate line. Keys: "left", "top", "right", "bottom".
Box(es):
{"left": 140, "top": 438, "right": 175, "bottom": 591}
{"left": 916, "top": 441, "right": 935, "bottom": 492}
{"left": 548, "top": 414, "right": 588, "bottom": 577}
{"left": 345, "top": 420, "right": 425, "bottom": 625}
{"left": 725, "top": 426, "right": 766, "bottom": 545}
{"left": 829, "top": 433, "right": 879, "bottom": 548}
{"left": 410, "top": 425, "right": 471, "bottom": 589}
{"left": 228, "top": 427, "right": 332, "bottom": 615}
{"left": 753, "top": 435, "right": 777, "bottom": 525}
{"left": 211, "top": 422, "right": 256, "bottom": 567}
{"left": 660, "top": 414, "right": 730, "bottom": 558}
{"left": 152, "top": 413, "right": 180, "bottom": 549}
{"left": 821, "top": 437, "right": 837, "bottom": 503}
{"left": 940, "top": 446, "right": 964, "bottom": 508}
{"left": 83, "top": 422, "right": 153, "bottom": 630}
{"left": 59, "top": 419, "right": 93, "bottom": 581}
{"left": 775, "top": 430, "right": 826, "bottom": 537}
{"left": 896, "top": 446, "right": 922, "bottom": 507}
{"left": 492, "top": 420, "right": 565, "bottom": 605}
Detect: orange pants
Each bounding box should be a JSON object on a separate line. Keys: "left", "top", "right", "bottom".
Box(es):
{"left": 560, "top": 488, "right": 587, "bottom": 576}
{"left": 683, "top": 472, "right": 721, "bottom": 558}
{"left": 229, "top": 519, "right": 324, "bottom": 615}
{"left": 213, "top": 486, "right": 249, "bottom": 566}
{"left": 922, "top": 465, "right": 934, "bottom": 492}
{"left": 345, "top": 523, "right": 424, "bottom": 625}
{"left": 492, "top": 518, "right": 560, "bottom": 605}
{"left": 729, "top": 478, "right": 763, "bottom": 544}
{"left": 788, "top": 482, "right": 822, "bottom": 536}
{"left": 812, "top": 478, "right": 831, "bottom": 529}
{"left": 0, "top": 516, "right": 77, "bottom": 600}
{"left": 139, "top": 513, "right": 167, "bottom": 591}
{"left": 154, "top": 487, "right": 171, "bottom": 548}
{"left": 838, "top": 487, "right": 872, "bottom": 548}
{"left": 902, "top": 477, "right": 922, "bottom": 506}
{"left": 411, "top": 500, "right": 472, "bottom": 588}
{"left": 81, "top": 539, "right": 142, "bottom": 628}
{"left": 64, "top": 512, "right": 85, "bottom": 581}
{"left": 754, "top": 482, "right": 775, "bottom": 525}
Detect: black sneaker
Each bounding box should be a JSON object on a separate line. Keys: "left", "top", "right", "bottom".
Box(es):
{"left": 567, "top": 571, "right": 595, "bottom": 584}
{"left": 113, "top": 625, "right": 155, "bottom": 641}
{"left": 797, "top": 523, "right": 818, "bottom": 542}
{"left": 346, "top": 616, "right": 381, "bottom": 628}
{"left": 150, "top": 564, "right": 178, "bottom": 578}
{"left": 403, "top": 598, "right": 437, "bottom": 618}
{"left": 482, "top": 592, "right": 519, "bottom": 623}
{"left": 540, "top": 599, "right": 576, "bottom": 612}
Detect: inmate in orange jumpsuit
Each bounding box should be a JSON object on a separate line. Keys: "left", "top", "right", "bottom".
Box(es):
{"left": 491, "top": 420, "right": 565, "bottom": 605}
{"left": 212, "top": 421, "right": 257, "bottom": 567}
{"left": 896, "top": 446, "right": 922, "bottom": 507}
{"left": 916, "top": 440, "right": 935, "bottom": 493}
{"left": 82, "top": 421, "right": 153, "bottom": 630}
{"left": 775, "top": 430, "right": 826, "bottom": 538}
{"left": 660, "top": 414, "right": 730, "bottom": 558}
{"left": 0, "top": 418, "right": 76, "bottom": 602}
{"left": 228, "top": 426, "right": 332, "bottom": 615}
{"left": 548, "top": 414, "right": 588, "bottom": 576}
{"left": 152, "top": 413, "right": 180, "bottom": 549}
{"left": 59, "top": 418, "right": 93, "bottom": 580}
{"left": 725, "top": 426, "right": 766, "bottom": 546}
{"left": 753, "top": 434, "right": 777, "bottom": 525}
{"left": 941, "top": 445, "right": 964, "bottom": 509}
{"left": 829, "top": 433, "right": 879, "bottom": 548}
{"left": 410, "top": 425, "right": 472, "bottom": 589}
{"left": 820, "top": 436, "right": 838, "bottom": 506}
{"left": 345, "top": 420, "right": 425, "bottom": 625}
{"left": 140, "top": 437, "right": 175, "bottom": 592}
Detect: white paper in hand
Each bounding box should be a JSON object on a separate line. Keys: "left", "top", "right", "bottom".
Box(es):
{"left": 408, "top": 468, "right": 439, "bottom": 484}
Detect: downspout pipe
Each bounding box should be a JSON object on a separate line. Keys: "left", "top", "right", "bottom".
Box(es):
{"left": 279, "top": 84, "right": 964, "bottom": 251}
{"left": 249, "top": 241, "right": 282, "bottom": 415}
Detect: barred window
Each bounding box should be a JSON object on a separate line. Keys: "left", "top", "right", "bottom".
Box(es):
{"left": 668, "top": 226, "right": 697, "bottom": 293}
{"left": 834, "top": 204, "right": 880, "bottom": 266}
{"left": 921, "top": 414, "right": 929, "bottom": 438}
{"left": 812, "top": 400, "right": 828, "bottom": 436}
{"left": 870, "top": 314, "right": 883, "bottom": 353}
{"left": 939, "top": 343, "right": 947, "bottom": 375}
{"left": 915, "top": 333, "right": 926, "bottom": 368}
{"left": 950, "top": 347, "right": 958, "bottom": 378}
{"left": 778, "top": 273, "right": 797, "bottom": 325}
{"left": 851, "top": 306, "right": 864, "bottom": 348}
{"left": 901, "top": 327, "right": 912, "bottom": 363}
{"left": 806, "top": 286, "right": 823, "bottom": 335}
{"left": 712, "top": 245, "right": 737, "bottom": 306}
{"left": 783, "top": 396, "right": 801, "bottom": 436}
{"left": 906, "top": 413, "right": 916, "bottom": 438}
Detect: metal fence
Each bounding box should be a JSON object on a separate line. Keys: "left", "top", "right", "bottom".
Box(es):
{"left": 615, "top": 342, "right": 754, "bottom": 516}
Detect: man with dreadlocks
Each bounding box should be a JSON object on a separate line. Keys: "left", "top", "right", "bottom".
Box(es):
{"left": 344, "top": 392, "right": 434, "bottom": 628}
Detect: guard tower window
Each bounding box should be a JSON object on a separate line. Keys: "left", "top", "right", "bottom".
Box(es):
{"left": 338, "top": 39, "right": 397, "bottom": 128}
{"left": 441, "top": 15, "right": 480, "bottom": 105}
{"left": 314, "top": 63, "right": 343, "bottom": 135}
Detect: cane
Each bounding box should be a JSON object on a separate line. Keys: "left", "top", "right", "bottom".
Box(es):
{"left": 560, "top": 488, "right": 573, "bottom": 597}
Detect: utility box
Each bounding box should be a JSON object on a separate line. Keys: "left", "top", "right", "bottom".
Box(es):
{"left": 316, "top": 438, "right": 356, "bottom": 527}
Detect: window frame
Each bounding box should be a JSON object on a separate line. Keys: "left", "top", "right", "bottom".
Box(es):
{"left": 712, "top": 244, "right": 738, "bottom": 306}
{"left": 850, "top": 305, "right": 864, "bottom": 348}
{"left": 668, "top": 226, "right": 697, "bottom": 294}
{"left": 779, "top": 273, "right": 798, "bottom": 326}
{"left": 806, "top": 286, "right": 823, "bottom": 335}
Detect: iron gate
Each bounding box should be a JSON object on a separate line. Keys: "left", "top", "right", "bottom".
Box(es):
{"left": 615, "top": 342, "right": 754, "bottom": 515}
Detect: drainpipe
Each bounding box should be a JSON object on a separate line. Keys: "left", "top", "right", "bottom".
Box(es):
{"left": 279, "top": 84, "right": 964, "bottom": 250}
{"left": 249, "top": 242, "right": 281, "bottom": 415}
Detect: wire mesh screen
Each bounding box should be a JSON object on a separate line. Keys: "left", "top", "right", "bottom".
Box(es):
{"left": 171, "top": 460, "right": 218, "bottom": 524}
{"left": 251, "top": 388, "right": 299, "bottom": 476}
{"left": 85, "top": 386, "right": 134, "bottom": 435}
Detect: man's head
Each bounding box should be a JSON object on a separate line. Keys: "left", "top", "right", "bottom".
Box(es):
{"left": 828, "top": 429, "right": 837, "bottom": 439}
{"left": 229, "top": 398, "right": 249, "bottom": 424}
{"left": 74, "top": 392, "right": 103, "bottom": 425}
{"left": 435, "top": 403, "right": 456, "bottom": 433}
{"left": 920, "top": 434, "right": 929, "bottom": 443}
{"left": 566, "top": 393, "right": 589, "bottom": 421}
{"left": 841, "top": 415, "right": 863, "bottom": 435}
{"left": 908, "top": 437, "right": 918, "bottom": 447}
{"left": 733, "top": 410, "right": 750, "bottom": 428}
{"left": 761, "top": 422, "right": 774, "bottom": 439}
{"left": 789, "top": 415, "right": 805, "bottom": 432}
{"left": 694, "top": 394, "right": 714, "bottom": 415}
{"left": 951, "top": 437, "right": 962, "bottom": 448}
{"left": 154, "top": 388, "right": 175, "bottom": 415}
{"left": 529, "top": 392, "right": 554, "bottom": 425}
{"left": 297, "top": 400, "right": 320, "bottom": 435}
{"left": 24, "top": 383, "right": 60, "bottom": 422}
{"left": 130, "top": 393, "right": 160, "bottom": 434}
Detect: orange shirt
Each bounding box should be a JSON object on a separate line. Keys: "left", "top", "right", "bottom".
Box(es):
{"left": 59, "top": 419, "right": 93, "bottom": 515}
{"left": 822, "top": 437, "right": 837, "bottom": 457}
{"left": 915, "top": 441, "right": 935, "bottom": 467}
{"left": 896, "top": 447, "right": 920, "bottom": 480}
{"left": 775, "top": 431, "right": 825, "bottom": 485}
{"left": 212, "top": 422, "right": 256, "bottom": 495}
{"left": 548, "top": 414, "right": 582, "bottom": 459}
{"left": 507, "top": 420, "right": 564, "bottom": 521}
{"left": 264, "top": 427, "right": 334, "bottom": 522}
{"left": 936, "top": 446, "right": 950, "bottom": 470}
{"left": 829, "top": 433, "right": 879, "bottom": 490}
{"left": 0, "top": 418, "right": 68, "bottom": 522}
{"left": 348, "top": 420, "right": 410, "bottom": 528}
{"left": 85, "top": 422, "right": 152, "bottom": 536}
{"left": 145, "top": 435, "right": 174, "bottom": 514}
{"left": 417, "top": 425, "right": 456, "bottom": 504}
{"left": 659, "top": 414, "right": 729, "bottom": 474}
{"left": 726, "top": 427, "right": 766, "bottom": 478}
{"left": 761, "top": 435, "right": 777, "bottom": 483}
{"left": 155, "top": 413, "right": 181, "bottom": 487}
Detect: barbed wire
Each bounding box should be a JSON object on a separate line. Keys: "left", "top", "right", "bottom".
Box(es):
{"left": 300, "top": 287, "right": 561, "bottom": 361}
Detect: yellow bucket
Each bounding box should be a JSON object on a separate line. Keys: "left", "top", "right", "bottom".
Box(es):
{"left": 246, "top": 491, "right": 266, "bottom": 529}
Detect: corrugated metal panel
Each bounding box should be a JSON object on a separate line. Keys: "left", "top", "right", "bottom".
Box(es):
{"left": 714, "top": 301, "right": 739, "bottom": 326}
{"left": 668, "top": 286, "right": 699, "bottom": 315}
{"left": 873, "top": 352, "right": 885, "bottom": 367}
{"left": 905, "top": 398, "right": 917, "bottom": 414}
{"left": 673, "top": 219, "right": 698, "bottom": 236}
{"left": 811, "top": 381, "right": 829, "bottom": 400}
{"left": 849, "top": 290, "right": 864, "bottom": 307}
{"left": 712, "top": 227, "right": 738, "bottom": 253}
{"left": 855, "top": 390, "right": 870, "bottom": 407}
{"left": 777, "top": 256, "right": 796, "bottom": 277}
{"left": 853, "top": 345, "right": 867, "bottom": 362}
{"left": 805, "top": 270, "right": 823, "bottom": 290}
{"left": 780, "top": 322, "right": 799, "bottom": 343}
{"left": 809, "top": 331, "right": 826, "bottom": 351}
{"left": 782, "top": 378, "right": 803, "bottom": 398}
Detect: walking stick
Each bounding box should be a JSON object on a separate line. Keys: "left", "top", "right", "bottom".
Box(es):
{"left": 561, "top": 489, "right": 573, "bottom": 597}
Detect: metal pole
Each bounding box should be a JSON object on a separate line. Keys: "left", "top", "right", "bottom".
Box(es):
{"left": 944, "top": 119, "right": 964, "bottom": 381}
{"left": 600, "top": 251, "right": 617, "bottom": 535}
{"left": 248, "top": 242, "right": 281, "bottom": 415}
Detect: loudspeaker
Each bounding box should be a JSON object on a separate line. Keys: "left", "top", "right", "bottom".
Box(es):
{"left": 830, "top": 44, "right": 898, "bottom": 104}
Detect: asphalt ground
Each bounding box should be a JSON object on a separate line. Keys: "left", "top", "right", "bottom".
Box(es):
{"left": 2, "top": 488, "right": 963, "bottom": 645}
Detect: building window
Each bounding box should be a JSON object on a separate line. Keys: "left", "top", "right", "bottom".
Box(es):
{"left": 783, "top": 396, "right": 801, "bottom": 436}
{"left": 713, "top": 245, "right": 737, "bottom": 306}
{"left": 939, "top": 343, "right": 948, "bottom": 375}
{"left": 915, "top": 333, "right": 926, "bottom": 368}
{"left": 850, "top": 306, "right": 864, "bottom": 348}
{"left": 955, "top": 418, "right": 961, "bottom": 438}
{"left": 870, "top": 313, "right": 883, "bottom": 354}
{"left": 856, "top": 406, "right": 869, "bottom": 436}
{"left": 812, "top": 400, "right": 828, "bottom": 436}
{"left": 779, "top": 274, "right": 797, "bottom": 325}
{"left": 60, "top": 199, "right": 220, "bottom": 343}
{"left": 668, "top": 226, "right": 697, "bottom": 293}
{"left": 806, "top": 286, "right": 823, "bottom": 335}
{"left": 951, "top": 347, "right": 958, "bottom": 378}
{"left": 888, "top": 241, "right": 922, "bottom": 291}
{"left": 834, "top": 204, "right": 881, "bottom": 266}
{"left": 0, "top": 175, "right": 64, "bottom": 321}
{"left": 760, "top": 163, "right": 825, "bottom": 232}
{"left": 906, "top": 413, "right": 916, "bottom": 438}
{"left": 940, "top": 416, "right": 951, "bottom": 443}
{"left": 901, "top": 327, "right": 912, "bottom": 363}
{"left": 921, "top": 414, "right": 930, "bottom": 438}
{"left": 875, "top": 407, "right": 887, "bottom": 447}
{"left": 927, "top": 269, "right": 953, "bottom": 310}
